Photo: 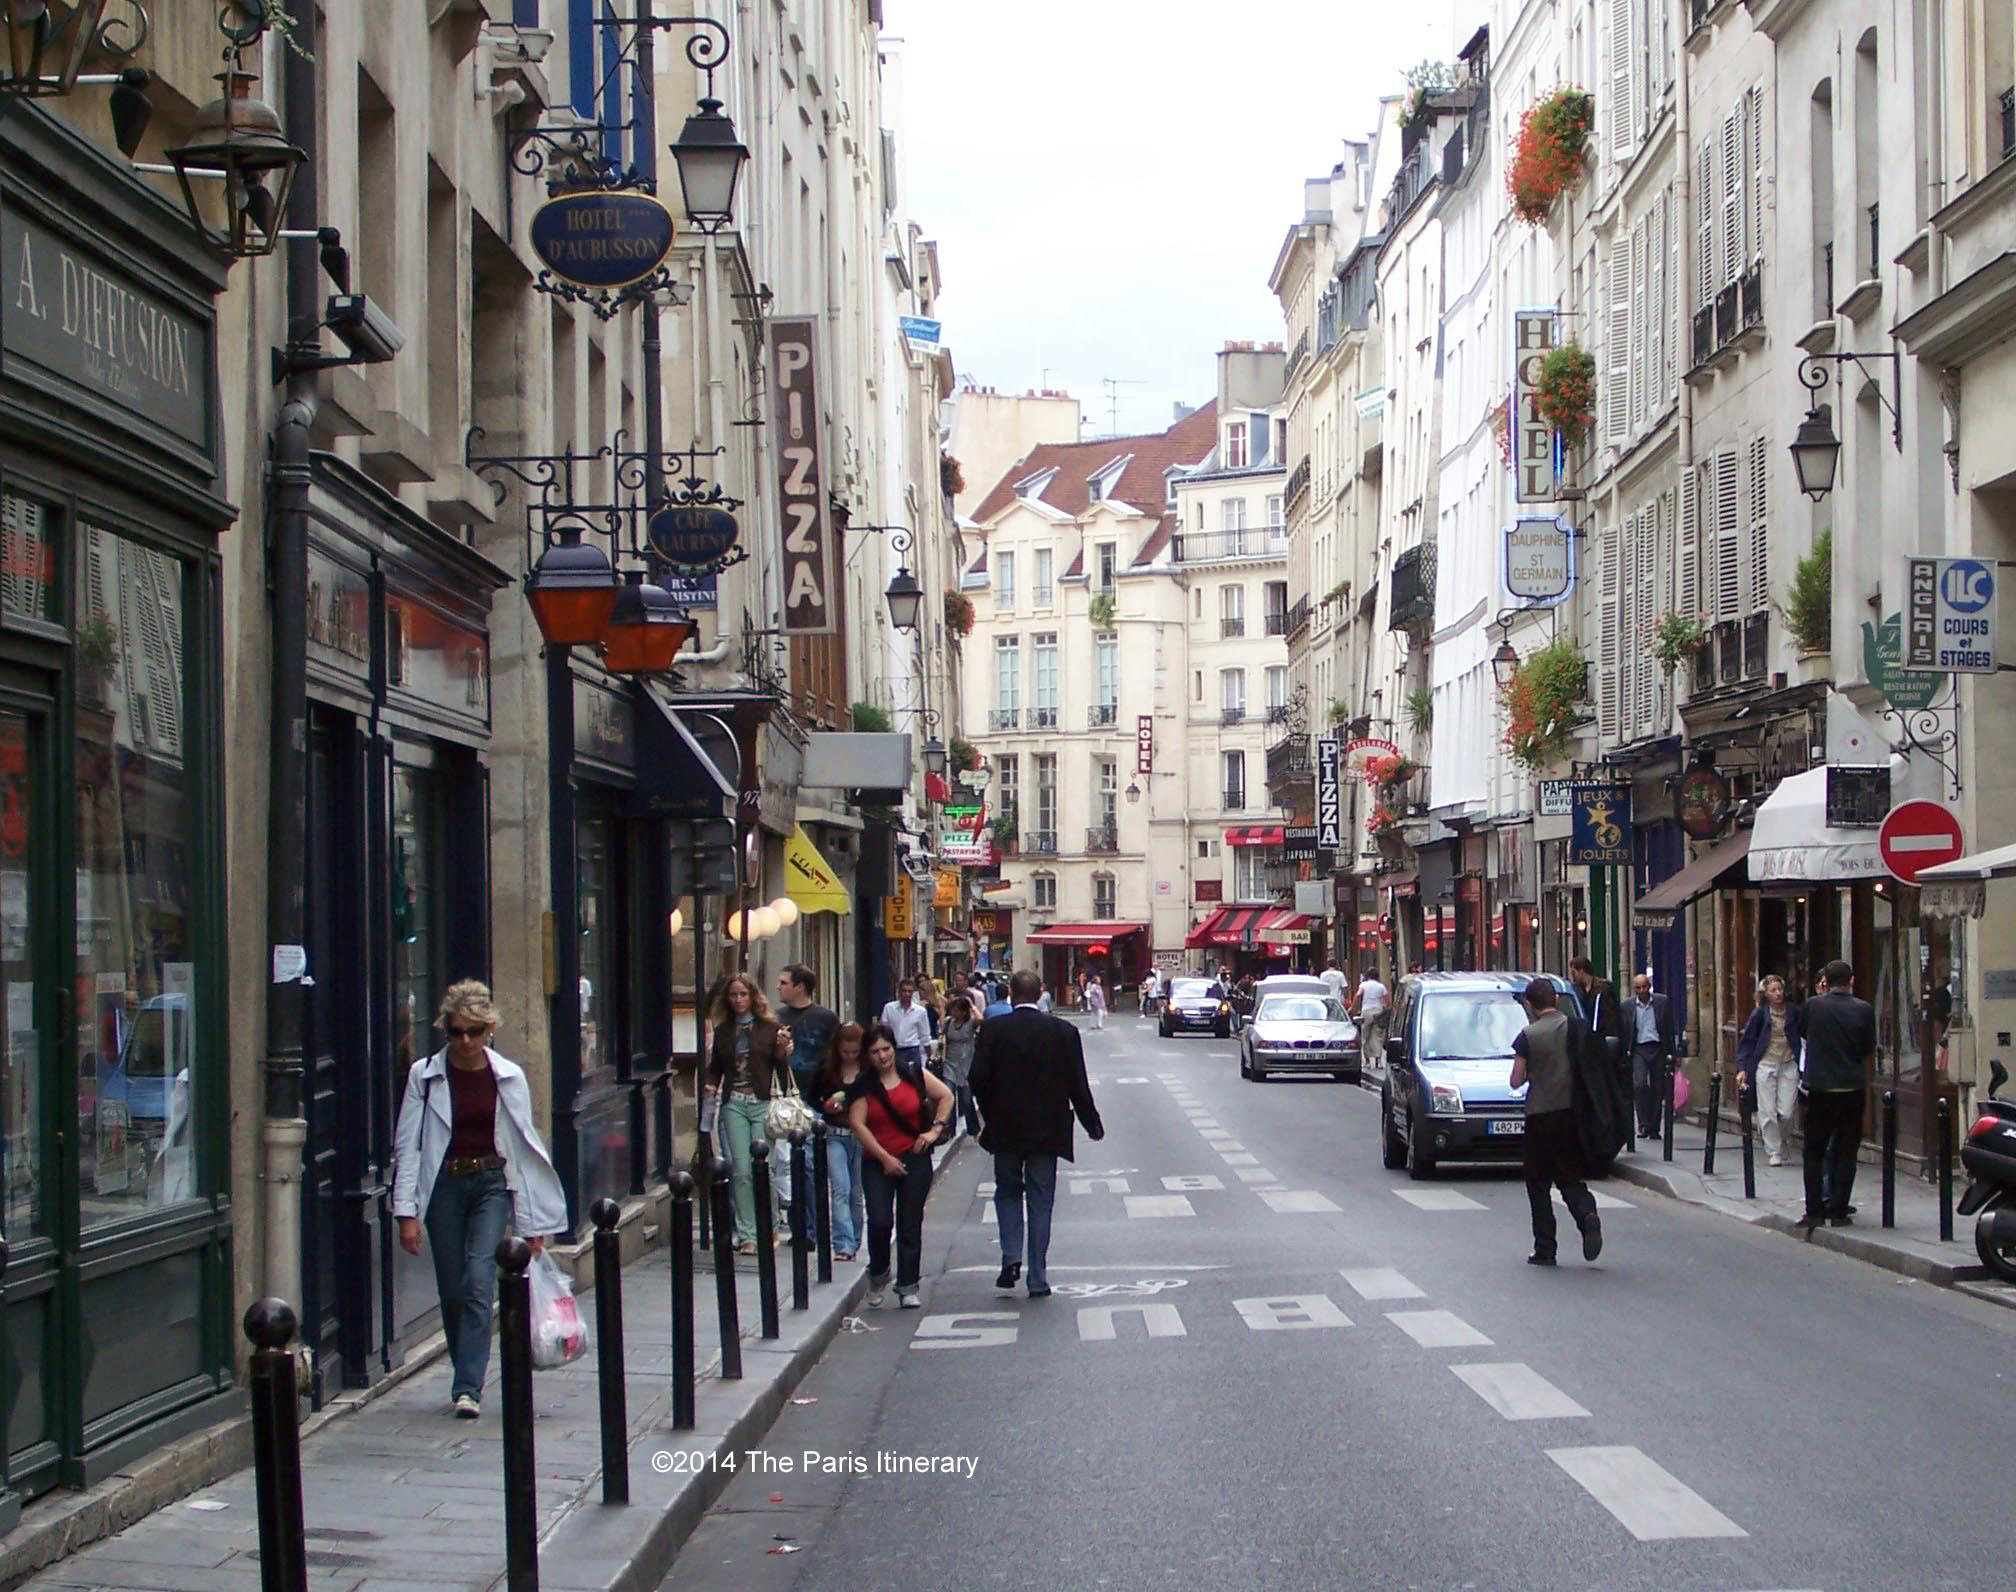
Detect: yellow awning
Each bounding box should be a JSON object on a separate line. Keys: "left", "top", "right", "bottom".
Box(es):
{"left": 785, "top": 826, "right": 851, "bottom": 915}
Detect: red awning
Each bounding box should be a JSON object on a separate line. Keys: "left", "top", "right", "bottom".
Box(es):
{"left": 1184, "top": 904, "right": 1271, "bottom": 948}
{"left": 1027, "top": 922, "right": 1146, "bottom": 946}
{"left": 1254, "top": 909, "right": 1312, "bottom": 935}
{"left": 1224, "top": 825, "right": 1286, "bottom": 847}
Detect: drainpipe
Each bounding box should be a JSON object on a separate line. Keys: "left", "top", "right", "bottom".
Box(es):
{"left": 262, "top": 0, "right": 320, "bottom": 1329}
{"left": 1674, "top": 0, "right": 1695, "bottom": 485}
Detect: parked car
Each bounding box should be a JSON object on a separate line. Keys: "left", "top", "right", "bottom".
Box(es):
{"left": 1239, "top": 991, "right": 1359, "bottom": 1083}
{"left": 98, "top": 994, "right": 192, "bottom": 1126}
{"left": 1378, "top": 971, "right": 1572, "bottom": 1178}
{"left": 1159, "top": 976, "right": 1233, "bottom": 1039}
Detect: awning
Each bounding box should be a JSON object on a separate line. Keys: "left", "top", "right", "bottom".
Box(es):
{"left": 784, "top": 826, "right": 851, "bottom": 916}
{"left": 1255, "top": 909, "right": 1312, "bottom": 934}
{"left": 1749, "top": 760, "right": 1893, "bottom": 883}
{"left": 1185, "top": 904, "right": 1270, "bottom": 948}
{"left": 1917, "top": 841, "right": 2016, "bottom": 882}
{"left": 1224, "top": 824, "right": 1285, "bottom": 847}
{"left": 1632, "top": 830, "right": 1753, "bottom": 927}
{"left": 1027, "top": 921, "right": 1146, "bottom": 946}
{"left": 933, "top": 924, "right": 969, "bottom": 946}
{"left": 635, "top": 688, "right": 738, "bottom": 819}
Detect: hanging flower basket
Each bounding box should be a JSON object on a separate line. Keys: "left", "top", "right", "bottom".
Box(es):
{"left": 943, "top": 588, "right": 975, "bottom": 638}
{"left": 1506, "top": 88, "right": 1595, "bottom": 225}
{"left": 1534, "top": 344, "right": 1597, "bottom": 447}
{"left": 1499, "top": 637, "right": 1589, "bottom": 773}
{"left": 1650, "top": 611, "right": 1710, "bottom": 673}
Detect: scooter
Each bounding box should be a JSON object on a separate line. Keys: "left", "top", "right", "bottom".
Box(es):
{"left": 1958, "top": 1059, "right": 2016, "bottom": 1283}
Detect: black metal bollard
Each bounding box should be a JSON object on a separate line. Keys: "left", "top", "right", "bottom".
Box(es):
{"left": 694, "top": 1140, "right": 713, "bottom": 1249}
{"left": 788, "top": 1129, "right": 811, "bottom": 1310}
{"left": 1881, "top": 1089, "right": 1898, "bottom": 1230}
{"left": 668, "top": 1171, "right": 697, "bottom": 1430}
{"left": 589, "top": 1199, "right": 628, "bottom": 1505}
{"left": 495, "top": 1237, "right": 539, "bottom": 1592}
{"left": 243, "top": 1298, "right": 308, "bottom": 1592}
{"left": 1703, "top": 1072, "right": 1722, "bottom": 1175}
{"left": 710, "top": 1160, "right": 742, "bottom": 1380}
{"left": 1739, "top": 1085, "right": 1756, "bottom": 1200}
{"left": 751, "top": 1141, "right": 782, "bottom": 1341}
{"left": 1662, "top": 1057, "right": 1676, "bottom": 1163}
{"left": 813, "top": 1121, "right": 834, "bottom": 1284}
{"left": 1939, "top": 1096, "right": 1955, "bottom": 1242}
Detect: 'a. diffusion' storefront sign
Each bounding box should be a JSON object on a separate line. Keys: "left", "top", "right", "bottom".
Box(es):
{"left": 528, "top": 191, "right": 675, "bottom": 291}
{"left": 771, "top": 317, "right": 835, "bottom": 634}
{"left": 1511, "top": 308, "right": 1558, "bottom": 503}
{"left": 2, "top": 208, "right": 210, "bottom": 450}
{"left": 1503, "top": 514, "right": 1575, "bottom": 604}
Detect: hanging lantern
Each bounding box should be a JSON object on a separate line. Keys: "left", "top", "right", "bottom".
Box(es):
{"left": 769, "top": 897, "right": 801, "bottom": 929}
{"left": 600, "top": 571, "right": 694, "bottom": 674}
{"left": 669, "top": 98, "right": 749, "bottom": 234}
{"left": 166, "top": 63, "right": 306, "bottom": 259}
{"left": 749, "top": 905, "right": 781, "bottom": 939}
{"left": 524, "top": 525, "right": 621, "bottom": 646}
{"left": 1, "top": 0, "right": 111, "bottom": 98}
{"left": 668, "top": 908, "right": 684, "bottom": 937}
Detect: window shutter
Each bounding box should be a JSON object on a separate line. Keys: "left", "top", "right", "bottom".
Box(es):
{"left": 1635, "top": 509, "right": 1657, "bottom": 736}
{"left": 1695, "top": 140, "right": 1716, "bottom": 318}
{"left": 1629, "top": 216, "right": 1648, "bottom": 435}
{"left": 1720, "top": 108, "right": 1741, "bottom": 289}
{"left": 1713, "top": 451, "right": 1742, "bottom": 622}
{"left": 1748, "top": 83, "right": 1767, "bottom": 271}
{"left": 1747, "top": 434, "right": 1770, "bottom": 614}
{"left": 1609, "top": 0, "right": 1636, "bottom": 160}
{"left": 1678, "top": 466, "right": 1701, "bottom": 619}
{"left": 1605, "top": 244, "right": 1631, "bottom": 444}
{"left": 1597, "top": 522, "right": 1620, "bottom": 741}
{"left": 1665, "top": 181, "right": 1681, "bottom": 398}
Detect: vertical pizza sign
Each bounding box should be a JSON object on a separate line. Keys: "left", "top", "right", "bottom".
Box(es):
{"left": 771, "top": 318, "right": 835, "bottom": 634}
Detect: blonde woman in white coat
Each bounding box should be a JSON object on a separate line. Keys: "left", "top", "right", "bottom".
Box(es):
{"left": 392, "top": 980, "right": 568, "bottom": 1418}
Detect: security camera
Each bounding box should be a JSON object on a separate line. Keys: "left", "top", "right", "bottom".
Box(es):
{"left": 325, "top": 294, "right": 406, "bottom": 365}
{"left": 485, "top": 24, "right": 556, "bottom": 65}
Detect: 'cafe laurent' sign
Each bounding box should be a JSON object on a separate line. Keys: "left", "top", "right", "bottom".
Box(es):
{"left": 527, "top": 191, "right": 676, "bottom": 292}
{"left": 3, "top": 210, "right": 208, "bottom": 450}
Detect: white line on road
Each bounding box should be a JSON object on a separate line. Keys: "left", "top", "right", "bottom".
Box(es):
{"left": 1124, "top": 1194, "right": 1197, "bottom": 1218}
{"left": 1232, "top": 1167, "right": 1277, "bottom": 1182}
{"left": 1233, "top": 1295, "right": 1353, "bottom": 1331}
{"left": 1259, "top": 1190, "right": 1342, "bottom": 1214}
{"left": 1386, "top": 1309, "right": 1493, "bottom": 1348}
{"left": 1392, "top": 1189, "right": 1487, "bottom": 1211}
{"left": 1551, "top": 1189, "right": 1634, "bottom": 1210}
{"left": 1077, "top": 1303, "right": 1186, "bottom": 1341}
{"left": 911, "top": 1314, "right": 1018, "bottom": 1350}
{"left": 1162, "top": 1174, "right": 1225, "bottom": 1191}
{"left": 1451, "top": 1362, "right": 1589, "bottom": 1419}
{"left": 1191, "top": 1119, "right": 1222, "bottom": 1130}
{"left": 1545, "top": 1446, "right": 1747, "bottom": 1541}
{"left": 1339, "top": 1266, "right": 1424, "bottom": 1301}
{"left": 946, "top": 1264, "right": 1231, "bottom": 1272}
{"left": 1218, "top": 1151, "right": 1258, "bottom": 1165}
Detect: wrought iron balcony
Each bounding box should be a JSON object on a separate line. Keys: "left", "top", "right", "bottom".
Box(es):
{"left": 1031, "top": 705, "right": 1059, "bottom": 729}
{"left": 1739, "top": 262, "right": 1762, "bottom": 332}
{"left": 1266, "top": 736, "right": 1313, "bottom": 789}
{"left": 1171, "top": 528, "right": 1288, "bottom": 563}
{"left": 1220, "top": 707, "right": 1246, "bottom": 727}
{"left": 1221, "top": 616, "right": 1246, "bottom": 639}
{"left": 1264, "top": 610, "right": 1289, "bottom": 636}
{"left": 1389, "top": 540, "right": 1435, "bottom": 630}
{"left": 1285, "top": 595, "right": 1310, "bottom": 640}
{"left": 1742, "top": 612, "right": 1770, "bottom": 680}
{"left": 1223, "top": 787, "right": 1247, "bottom": 812}
{"left": 1822, "top": 241, "right": 1835, "bottom": 313}
{"left": 1692, "top": 304, "right": 1715, "bottom": 368}
{"left": 1265, "top": 703, "right": 1290, "bottom": 726}
{"left": 989, "top": 707, "right": 1020, "bottom": 731}
{"left": 1867, "top": 203, "right": 1880, "bottom": 281}
{"left": 1714, "top": 281, "right": 1739, "bottom": 348}
{"left": 1085, "top": 825, "right": 1119, "bottom": 854}
{"left": 1285, "top": 456, "right": 1311, "bottom": 507}
{"left": 1023, "top": 830, "right": 1058, "bottom": 855}
{"left": 1088, "top": 703, "right": 1118, "bottom": 729}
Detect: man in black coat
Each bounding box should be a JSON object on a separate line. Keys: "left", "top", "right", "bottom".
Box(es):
{"left": 1798, "top": 959, "right": 1877, "bottom": 1230}
{"left": 1626, "top": 972, "right": 1681, "bottom": 1142}
{"left": 1568, "top": 956, "right": 1628, "bottom": 1153}
{"left": 969, "top": 969, "right": 1104, "bottom": 1300}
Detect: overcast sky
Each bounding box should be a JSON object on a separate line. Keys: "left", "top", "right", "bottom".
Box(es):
{"left": 882, "top": 1, "right": 1467, "bottom": 439}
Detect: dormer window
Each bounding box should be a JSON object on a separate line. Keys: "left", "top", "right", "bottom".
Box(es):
{"left": 1088, "top": 476, "right": 1104, "bottom": 504}
{"left": 1013, "top": 466, "right": 1057, "bottom": 500}
{"left": 1225, "top": 420, "right": 1249, "bottom": 469}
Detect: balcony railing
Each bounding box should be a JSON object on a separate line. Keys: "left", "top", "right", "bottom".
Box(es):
{"left": 1085, "top": 825, "right": 1119, "bottom": 854}
{"left": 1033, "top": 585, "right": 1054, "bottom": 609}
{"left": 1023, "top": 830, "right": 1058, "bottom": 856}
{"left": 1264, "top": 610, "right": 1288, "bottom": 636}
{"left": 1170, "top": 528, "right": 1288, "bottom": 563}
{"left": 1220, "top": 616, "right": 1246, "bottom": 639}
{"left": 1743, "top": 612, "right": 1769, "bottom": 680}
{"left": 1266, "top": 736, "right": 1313, "bottom": 788}
{"left": 989, "top": 707, "right": 1020, "bottom": 731}
{"left": 1739, "top": 262, "right": 1762, "bottom": 330}
{"left": 1692, "top": 304, "right": 1714, "bottom": 368}
{"left": 1088, "top": 703, "right": 1118, "bottom": 728}
{"left": 1220, "top": 707, "right": 1246, "bottom": 727}
{"left": 1285, "top": 594, "right": 1310, "bottom": 640}
{"left": 2003, "top": 87, "right": 2015, "bottom": 159}
{"left": 1223, "top": 787, "right": 1246, "bottom": 812}
{"left": 1714, "top": 281, "right": 1739, "bottom": 348}
{"left": 1389, "top": 540, "right": 1435, "bottom": 630}
{"left": 1265, "top": 703, "right": 1290, "bottom": 725}
{"left": 1285, "top": 456, "right": 1311, "bottom": 507}
{"left": 1031, "top": 705, "right": 1059, "bottom": 729}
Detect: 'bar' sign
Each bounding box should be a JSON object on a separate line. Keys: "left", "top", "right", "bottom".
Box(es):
{"left": 771, "top": 318, "right": 835, "bottom": 634}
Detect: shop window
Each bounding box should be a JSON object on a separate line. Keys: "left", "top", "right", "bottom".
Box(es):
{"left": 2, "top": 709, "right": 41, "bottom": 1236}
{"left": 390, "top": 766, "right": 446, "bottom": 1096}
{"left": 1, "top": 492, "right": 56, "bottom": 623}
{"left": 579, "top": 811, "right": 612, "bottom": 1079}
{"left": 74, "top": 526, "right": 196, "bottom": 1222}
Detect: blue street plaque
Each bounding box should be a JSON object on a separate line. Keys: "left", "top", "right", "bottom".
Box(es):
{"left": 648, "top": 504, "right": 740, "bottom": 568}
{"left": 528, "top": 191, "right": 676, "bottom": 291}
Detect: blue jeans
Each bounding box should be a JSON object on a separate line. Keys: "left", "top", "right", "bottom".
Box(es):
{"left": 896, "top": 1045, "right": 924, "bottom": 1070}
{"left": 825, "top": 1131, "right": 864, "bottom": 1255}
{"left": 993, "top": 1151, "right": 1058, "bottom": 1290}
{"left": 719, "top": 1094, "right": 771, "bottom": 1245}
{"left": 861, "top": 1148, "right": 933, "bottom": 1289}
{"left": 424, "top": 1168, "right": 514, "bottom": 1401}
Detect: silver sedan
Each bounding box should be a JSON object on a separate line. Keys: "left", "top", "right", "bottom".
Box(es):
{"left": 1238, "top": 993, "right": 1361, "bottom": 1083}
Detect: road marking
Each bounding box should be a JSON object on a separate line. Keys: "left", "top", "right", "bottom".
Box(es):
{"left": 1232, "top": 1166, "right": 1277, "bottom": 1182}
{"left": 1391, "top": 1189, "right": 1487, "bottom": 1211}
{"left": 1199, "top": 1130, "right": 1236, "bottom": 1142}
{"left": 1162, "top": 1174, "right": 1225, "bottom": 1191}
{"left": 1339, "top": 1266, "right": 1423, "bottom": 1301}
{"left": 980, "top": 1204, "right": 996, "bottom": 1224}
{"left": 1451, "top": 1362, "right": 1589, "bottom": 1420}
{"left": 1234, "top": 1295, "right": 1352, "bottom": 1331}
{"left": 1552, "top": 1189, "right": 1634, "bottom": 1210}
{"left": 1386, "top": 1309, "right": 1493, "bottom": 1348}
{"left": 911, "top": 1313, "right": 1018, "bottom": 1350}
{"left": 947, "top": 1263, "right": 1230, "bottom": 1272}
{"left": 1218, "top": 1150, "right": 1258, "bottom": 1165}
{"left": 1070, "top": 1177, "right": 1131, "bottom": 1195}
{"left": 1546, "top": 1446, "right": 1747, "bottom": 1541}
{"left": 1259, "top": 1190, "right": 1341, "bottom": 1214}
{"left": 1107, "top": 1076, "right": 1151, "bottom": 1084}
{"left": 1191, "top": 1119, "right": 1222, "bottom": 1130}
{"left": 976, "top": 1182, "right": 994, "bottom": 1196}
{"left": 1077, "top": 1303, "right": 1186, "bottom": 1341}
{"left": 1124, "top": 1194, "right": 1196, "bottom": 1218}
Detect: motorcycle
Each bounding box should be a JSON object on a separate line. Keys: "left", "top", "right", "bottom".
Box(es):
{"left": 1958, "top": 1059, "right": 2016, "bottom": 1283}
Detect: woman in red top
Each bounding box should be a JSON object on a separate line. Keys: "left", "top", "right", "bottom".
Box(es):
{"left": 846, "top": 1022, "right": 954, "bottom": 1309}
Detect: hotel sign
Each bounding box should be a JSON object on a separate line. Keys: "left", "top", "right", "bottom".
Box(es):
{"left": 528, "top": 191, "right": 675, "bottom": 292}
{"left": 1511, "top": 308, "right": 1558, "bottom": 503}
{"left": 1136, "top": 714, "right": 1154, "bottom": 774}
{"left": 1503, "top": 514, "right": 1575, "bottom": 604}
{"left": 771, "top": 318, "right": 835, "bottom": 634}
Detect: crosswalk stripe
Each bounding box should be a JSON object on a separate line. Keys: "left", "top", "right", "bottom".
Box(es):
{"left": 1392, "top": 1189, "right": 1487, "bottom": 1211}
{"left": 1545, "top": 1446, "right": 1747, "bottom": 1541}
{"left": 1123, "top": 1194, "right": 1196, "bottom": 1218}
{"left": 1339, "top": 1266, "right": 1424, "bottom": 1301}
{"left": 1077, "top": 1303, "right": 1186, "bottom": 1341}
{"left": 1162, "top": 1174, "right": 1224, "bottom": 1191}
{"left": 1218, "top": 1150, "right": 1258, "bottom": 1164}
{"left": 1259, "top": 1190, "right": 1341, "bottom": 1214}
{"left": 1386, "top": 1309, "right": 1492, "bottom": 1348}
{"left": 1232, "top": 1166, "right": 1277, "bottom": 1182}
{"left": 1451, "top": 1362, "right": 1589, "bottom": 1419}
{"left": 1549, "top": 1189, "right": 1633, "bottom": 1210}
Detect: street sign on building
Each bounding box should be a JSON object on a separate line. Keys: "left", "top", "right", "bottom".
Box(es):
{"left": 1905, "top": 556, "right": 1998, "bottom": 673}
{"left": 1511, "top": 308, "right": 1558, "bottom": 503}
{"left": 1862, "top": 614, "right": 1942, "bottom": 710}
{"left": 1568, "top": 782, "right": 1632, "bottom": 865}
{"left": 771, "top": 318, "right": 835, "bottom": 635}
{"left": 1502, "top": 515, "right": 1575, "bottom": 604}
{"left": 1877, "top": 800, "right": 1964, "bottom": 885}
{"left": 884, "top": 887, "right": 915, "bottom": 939}
{"left": 1341, "top": 737, "right": 1401, "bottom": 782}
{"left": 1538, "top": 779, "right": 1574, "bottom": 817}
{"left": 1316, "top": 738, "right": 1343, "bottom": 854}
{"left": 1283, "top": 825, "right": 1319, "bottom": 861}
{"left": 1136, "top": 714, "right": 1154, "bottom": 773}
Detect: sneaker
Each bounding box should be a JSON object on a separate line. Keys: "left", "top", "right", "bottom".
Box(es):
{"left": 994, "top": 1261, "right": 1022, "bottom": 1295}
{"left": 453, "top": 1393, "right": 480, "bottom": 1420}
{"left": 866, "top": 1273, "right": 890, "bottom": 1308}
{"left": 1027, "top": 1284, "right": 1053, "bottom": 1299}
{"left": 1581, "top": 1215, "right": 1603, "bottom": 1263}
{"left": 896, "top": 1288, "right": 921, "bottom": 1309}
{"left": 1526, "top": 1252, "right": 1557, "bottom": 1267}
{"left": 1767, "top": 1152, "right": 1785, "bottom": 1167}
{"left": 1829, "top": 1215, "right": 1855, "bottom": 1228}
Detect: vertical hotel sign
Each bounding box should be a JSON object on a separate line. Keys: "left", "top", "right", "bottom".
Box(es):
{"left": 1136, "top": 714, "right": 1154, "bottom": 774}
{"left": 1511, "top": 309, "right": 1558, "bottom": 504}
{"left": 771, "top": 318, "right": 834, "bottom": 634}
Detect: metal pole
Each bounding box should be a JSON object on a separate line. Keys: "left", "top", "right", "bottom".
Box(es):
{"left": 1739, "top": 1084, "right": 1756, "bottom": 1200}
{"left": 751, "top": 1140, "right": 781, "bottom": 1340}
{"left": 1703, "top": 1072, "right": 1722, "bottom": 1175}
{"left": 788, "top": 1129, "right": 810, "bottom": 1310}
{"left": 668, "top": 1171, "right": 697, "bottom": 1430}
{"left": 496, "top": 1238, "right": 539, "bottom": 1592}
{"left": 694, "top": 1131, "right": 713, "bottom": 1249}
{"left": 243, "top": 1299, "right": 307, "bottom": 1592}
{"left": 1938, "top": 1095, "right": 1955, "bottom": 1242}
{"left": 709, "top": 1160, "right": 742, "bottom": 1379}
{"left": 1881, "top": 1088, "right": 1898, "bottom": 1229}
{"left": 1661, "top": 1055, "right": 1676, "bottom": 1162}
{"left": 813, "top": 1120, "right": 834, "bottom": 1284}
{"left": 590, "top": 1199, "right": 628, "bottom": 1505}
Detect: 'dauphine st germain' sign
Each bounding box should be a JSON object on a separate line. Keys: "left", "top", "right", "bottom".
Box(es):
{"left": 3, "top": 208, "right": 210, "bottom": 451}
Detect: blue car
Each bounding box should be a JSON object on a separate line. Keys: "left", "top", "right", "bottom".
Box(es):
{"left": 1378, "top": 971, "right": 1574, "bottom": 1178}
{"left": 98, "top": 994, "right": 191, "bottom": 1126}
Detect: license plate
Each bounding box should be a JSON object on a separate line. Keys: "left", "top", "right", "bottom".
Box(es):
{"left": 1486, "top": 1120, "right": 1524, "bottom": 1136}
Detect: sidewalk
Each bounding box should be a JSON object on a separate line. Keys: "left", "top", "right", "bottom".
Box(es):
{"left": 1609, "top": 1117, "right": 2016, "bottom": 1310}
{"left": 8, "top": 1139, "right": 968, "bottom": 1592}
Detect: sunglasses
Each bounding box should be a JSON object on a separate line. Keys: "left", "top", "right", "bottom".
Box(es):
{"left": 447, "top": 1025, "right": 488, "bottom": 1040}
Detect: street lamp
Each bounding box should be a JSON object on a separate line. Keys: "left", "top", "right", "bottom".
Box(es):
{"left": 1, "top": 0, "right": 110, "bottom": 97}
{"left": 923, "top": 737, "right": 948, "bottom": 778}
{"left": 886, "top": 564, "right": 924, "bottom": 632}
{"left": 1125, "top": 780, "right": 1142, "bottom": 804}
{"left": 670, "top": 98, "right": 750, "bottom": 234}
{"left": 1491, "top": 637, "right": 1521, "bottom": 690}
{"left": 525, "top": 525, "right": 622, "bottom": 647}
{"left": 166, "top": 61, "right": 306, "bottom": 259}
{"left": 599, "top": 571, "right": 695, "bottom": 674}
{"left": 1788, "top": 406, "right": 1841, "bottom": 502}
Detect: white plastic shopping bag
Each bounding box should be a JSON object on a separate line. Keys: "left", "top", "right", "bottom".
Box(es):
{"left": 527, "top": 1250, "right": 590, "bottom": 1369}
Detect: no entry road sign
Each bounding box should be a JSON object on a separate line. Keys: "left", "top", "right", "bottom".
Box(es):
{"left": 1877, "top": 800, "right": 1964, "bottom": 886}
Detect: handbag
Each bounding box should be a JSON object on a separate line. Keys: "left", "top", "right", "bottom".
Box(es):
{"left": 766, "top": 1091, "right": 814, "bottom": 1139}
{"left": 1671, "top": 1067, "right": 1691, "bottom": 1113}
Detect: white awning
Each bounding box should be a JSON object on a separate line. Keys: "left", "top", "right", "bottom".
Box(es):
{"left": 1748, "top": 760, "right": 1894, "bottom": 883}
{"left": 1916, "top": 840, "right": 2016, "bottom": 882}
